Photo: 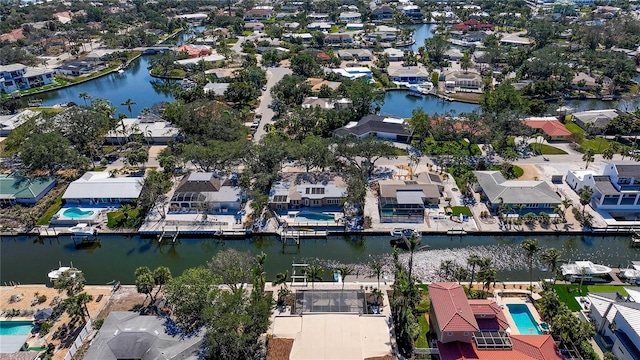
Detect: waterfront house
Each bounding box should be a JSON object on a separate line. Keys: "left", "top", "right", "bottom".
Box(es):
{"left": 523, "top": 117, "right": 572, "bottom": 141}
{"left": 336, "top": 49, "right": 373, "bottom": 61}
{"left": 174, "top": 44, "right": 212, "bottom": 58}
{"left": 450, "top": 19, "right": 494, "bottom": 31}
{"left": 430, "top": 282, "right": 563, "bottom": 360}
{"left": 84, "top": 312, "right": 204, "bottom": 359}
{"left": 473, "top": 171, "right": 562, "bottom": 215}
{"left": 55, "top": 60, "right": 106, "bottom": 77}
{"left": 566, "top": 161, "right": 640, "bottom": 213}
{"left": 244, "top": 8, "right": 273, "bottom": 21}
{"left": 365, "top": 31, "right": 398, "bottom": 43}
{"left": 0, "top": 109, "right": 37, "bottom": 137}
{"left": 388, "top": 66, "right": 431, "bottom": 84}
{"left": 169, "top": 172, "right": 244, "bottom": 214}
{"left": 0, "top": 172, "right": 56, "bottom": 206}
{"left": 401, "top": 4, "right": 424, "bottom": 19}
{"left": 105, "top": 115, "right": 179, "bottom": 145}
{"left": 587, "top": 291, "right": 640, "bottom": 360}
{"left": 0, "top": 63, "right": 54, "bottom": 94}
{"left": 377, "top": 179, "right": 441, "bottom": 223}
{"left": 331, "top": 67, "right": 372, "bottom": 81}
{"left": 571, "top": 109, "right": 620, "bottom": 133}
{"left": 383, "top": 48, "right": 405, "bottom": 61}
{"left": 571, "top": 72, "right": 611, "bottom": 91}
{"left": 63, "top": 172, "right": 142, "bottom": 205}
{"left": 444, "top": 70, "right": 484, "bottom": 93}
{"left": 175, "top": 54, "right": 225, "bottom": 67}
{"left": 499, "top": 33, "right": 533, "bottom": 47}
{"left": 333, "top": 114, "right": 412, "bottom": 142}
{"left": 268, "top": 174, "right": 347, "bottom": 210}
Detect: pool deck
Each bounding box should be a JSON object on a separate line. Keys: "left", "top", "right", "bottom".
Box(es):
{"left": 496, "top": 296, "right": 544, "bottom": 335}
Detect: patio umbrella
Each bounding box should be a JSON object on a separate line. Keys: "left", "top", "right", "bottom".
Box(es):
{"left": 34, "top": 308, "right": 53, "bottom": 321}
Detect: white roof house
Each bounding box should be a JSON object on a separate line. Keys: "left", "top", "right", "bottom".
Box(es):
{"left": 0, "top": 109, "right": 37, "bottom": 136}
{"left": 105, "top": 116, "right": 179, "bottom": 145}
{"left": 63, "top": 172, "right": 143, "bottom": 202}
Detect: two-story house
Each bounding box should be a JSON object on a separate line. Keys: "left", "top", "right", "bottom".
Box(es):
{"left": 587, "top": 289, "right": 640, "bottom": 360}
{"left": 169, "top": 172, "right": 244, "bottom": 214}
{"left": 268, "top": 175, "right": 347, "bottom": 210}
{"left": 1, "top": 63, "right": 55, "bottom": 93}
{"left": 566, "top": 161, "right": 640, "bottom": 212}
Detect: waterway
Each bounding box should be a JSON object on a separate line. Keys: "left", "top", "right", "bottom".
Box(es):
{"left": 409, "top": 24, "right": 435, "bottom": 52}
{"left": 1, "top": 234, "right": 637, "bottom": 285}
{"left": 380, "top": 90, "right": 480, "bottom": 118}
{"left": 30, "top": 56, "right": 176, "bottom": 117}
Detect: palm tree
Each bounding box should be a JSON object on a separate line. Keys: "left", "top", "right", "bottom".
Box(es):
{"left": 402, "top": 234, "right": 421, "bottom": 280}
{"left": 368, "top": 258, "right": 384, "bottom": 290}
{"left": 582, "top": 148, "right": 595, "bottom": 169}
{"left": 304, "top": 265, "right": 324, "bottom": 289}
{"left": 479, "top": 267, "right": 497, "bottom": 295}
{"left": 335, "top": 265, "right": 354, "bottom": 292}
{"left": 78, "top": 92, "right": 91, "bottom": 106}
{"left": 540, "top": 248, "right": 562, "bottom": 285}
{"left": 452, "top": 266, "right": 469, "bottom": 285}
{"left": 579, "top": 186, "right": 594, "bottom": 217}
{"left": 121, "top": 98, "right": 136, "bottom": 117}
{"left": 561, "top": 198, "right": 573, "bottom": 220}
{"left": 75, "top": 292, "right": 94, "bottom": 321}
{"left": 440, "top": 260, "right": 454, "bottom": 280}
{"left": 152, "top": 266, "right": 172, "bottom": 300}
{"left": 272, "top": 271, "right": 289, "bottom": 289}
{"left": 467, "top": 253, "right": 481, "bottom": 289}
{"left": 521, "top": 239, "right": 541, "bottom": 295}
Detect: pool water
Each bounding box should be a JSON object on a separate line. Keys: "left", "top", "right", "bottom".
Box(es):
{"left": 507, "top": 304, "right": 542, "bottom": 335}
{"left": 63, "top": 208, "right": 95, "bottom": 219}
{"left": 0, "top": 321, "right": 34, "bottom": 335}
{"left": 290, "top": 212, "right": 335, "bottom": 222}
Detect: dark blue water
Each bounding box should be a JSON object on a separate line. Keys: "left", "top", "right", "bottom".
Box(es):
{"left": 31, "top": 57, "right": 175, "bottom": 117}
{"left": 380, "top": 90, "right": 480, "bottom": 118}
{"left": 1, "top": 234, "right": 637, "bottom": 284}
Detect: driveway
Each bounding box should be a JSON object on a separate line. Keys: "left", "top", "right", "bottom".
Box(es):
{"left": 253, "top": 66, "right": 292, "bottom": 141}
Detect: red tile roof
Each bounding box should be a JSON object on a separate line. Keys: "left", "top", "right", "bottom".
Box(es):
{"left": 0, "top": 28, "right": 24, "bottom": 42}
{"left": 523, "top": 119, "right": 572, "bottom": 137}
{"left": 451, "top": 24, "right": 470, "bottom": 31}
{"left": 468, "top": 300, "right": 509, "bottom": 331}
{"left": 437, "top": 335, "right": 562, "bottom": 360}
{"left": 430, "top": 283, "right": 479, "bottom": 333}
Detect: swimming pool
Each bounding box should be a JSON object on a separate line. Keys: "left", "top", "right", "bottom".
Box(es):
{"left": 0, "top": 321, "right": 34, "bottom": 335}
{"left": 62, "top": 207, "right": 95, "bottom": 219}
{"left": 289, "top": 211, "right": 336, "bottom": 223}
{"left": 507, "top": 304, "right": 542, "bottom": 335}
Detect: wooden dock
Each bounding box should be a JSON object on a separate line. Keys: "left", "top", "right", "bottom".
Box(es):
{"left": 37, "top": 227, "right": 59, "bottom": 237}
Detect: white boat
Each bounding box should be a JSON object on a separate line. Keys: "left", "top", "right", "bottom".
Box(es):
{"left": 68, "top": 223, "right": 97, "bottom": 236}
{"left": 620, "top": 261, "right": 640, "bottom": 284}
{"left": 390, "top": 228, "right": 421, "bottom": 238}
{"left": 561, "top": 261, "right": 612, "bottom": 279}
{"left": 117, "top": 69, "right": 125, "bottom": 74}
{"left": 48, "top": 262, "right": 82, "bottom": 282}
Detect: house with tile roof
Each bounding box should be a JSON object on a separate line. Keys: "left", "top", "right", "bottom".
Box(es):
{"left": 430, "top": 282, "right": 563, "bottom": 360}
{"left": 473, "top": 171, "right": 561, "bottom": 215}
{"left": 566, "top": 161, "right": 640, "bottom": 213}
{"left": 522, "top": 117, "right": 572, "bottom": 141}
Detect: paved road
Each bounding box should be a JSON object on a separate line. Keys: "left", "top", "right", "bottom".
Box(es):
{"left": 253, "top": 66, "right": 292, "bottom": 141}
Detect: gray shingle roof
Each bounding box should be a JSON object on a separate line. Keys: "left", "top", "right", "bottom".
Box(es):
{"left": 593, "top": 175, "right": 620, "bottom": 196}
{"left": 84, "top": 312, "right": 204, "bottom": 360}
{"left": 473, "top": 171, "right": 561, "bottom": 205}
{"left": 333, "top": 115, "right": 411, "bottom": 138}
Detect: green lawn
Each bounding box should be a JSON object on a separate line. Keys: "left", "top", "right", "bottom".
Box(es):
{"left": 37, "top": 194, "right": 63, "bottom": 226}
{"left": 416, "top": 313, "right": 430, "bottom": 348}
{"left": 107, "top": 207, "right": 140, "bottom": 228}
{"left": 565, "top": 122, "right": 585, "bottom": 135}
{"left": 553, "top": 284, "right": 629, "bottom": 311}
{"left": 512, "top": 165, "right": 524, "bottom": 178}
{"left": 394, "top": 148, "right": 409, "bottom": 156}
{"left": 450, "top": 206, "right": 472, "bottom": 216}
{"left": 530, "top": 143, "right": 568, "bottom": 155}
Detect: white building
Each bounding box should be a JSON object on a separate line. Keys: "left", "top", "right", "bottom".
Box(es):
{"left": 566, "top": 161, "right": 640, "bottom": 212}
{"left": 105, "top": 115, "right": 179, "bottom": 145}
{"left": 587, "top": 291, "right": 640, "bottom": 360}
{"left": 63, "top": 172, "right": 143, "bottom": 205}
{"left": 339, "top": 11, "right": 361, "bottom": 23}
{"left": 331, "top": 67, "right": 372, "bottom": 81}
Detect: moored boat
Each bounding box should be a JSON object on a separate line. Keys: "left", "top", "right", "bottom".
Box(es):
{"left": 68, "top": 223, "right": 97, "bottom": 236}
{"left": 560, "top": 261, "right": 612, "bottom": 281}
{"left": 47, "top": 262, "right": 82, "bottom": 282}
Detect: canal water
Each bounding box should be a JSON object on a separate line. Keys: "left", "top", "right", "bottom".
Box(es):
{"left": 409, "top": 24, "right": 435, "bottom": 52}
{"left": 31, "top": 56, "right": 176, "bottom": 117}
{"left": 380, "top": 90, "right": 480, "bottom": 118}
{"left": 1, "top": 234, "right": 637, "bottom": 285}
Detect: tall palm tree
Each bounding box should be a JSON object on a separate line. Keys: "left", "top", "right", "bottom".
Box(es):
{"left": 561, "top": 198, "right": 573, "bottom": 220}
{"left": 579, "top": 186, "right": 594, "bottom": 217}
{"left": 121, "top": 98, "right": 136, "bottom": 117}
{"left": 152, "top": 266, "right": 172, "bottom": 300}
{"left": 75, "top": 292, "right": 94, "bottom": 321}
{"left": 402, "top": 234, "right": 421, "bottom": 280}
{"left": 540, "top": 248, "right": 562, "bottom": 285}
{"left": 368, "top": 258, "right": 384, "bottom": 290}
{"left": 335, "top": 265, "right": 354, "bottom": 292}
{"left": 479, "top": 267, "right": 497, "bottom": 296}
{"left": 440, "top": 260, "right": 454, "bottom": 281}
{"left": 304, "top": 265, "right": 324, "bottom": 289}
{"left": 582, "top": 148, "right": 595, "bottom": 169}
{"left": 467, "top": 253, "right": 481, "bottom": 289}
{"left": 521, "top": 239, "right": 541, "bottom": 295}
